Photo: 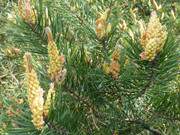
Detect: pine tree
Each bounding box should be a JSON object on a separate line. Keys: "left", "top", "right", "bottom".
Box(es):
{"left": 0, "top": 0, "right": 179, "bottom": 135}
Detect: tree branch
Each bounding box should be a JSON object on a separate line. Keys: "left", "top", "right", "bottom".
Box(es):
{"left": 118, "top": 119, "right": 162, "bottom": 135}
{"left": 64, "top": 86, "right": 101, "bottom": 130}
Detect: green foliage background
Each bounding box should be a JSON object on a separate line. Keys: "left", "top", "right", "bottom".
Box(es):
{"left": 0, "top": 0, "right": 179, "bottom": 135}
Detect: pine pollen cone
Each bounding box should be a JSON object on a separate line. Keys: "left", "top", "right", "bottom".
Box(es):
{"left": 23, "top": 52, "right": 44, "bottom": 130}
{"left": 140, "top": 11, "right": 167, "bottom": 61}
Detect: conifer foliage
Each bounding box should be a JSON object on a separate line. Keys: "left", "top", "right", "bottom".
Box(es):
{"left": 0, "top": 0, "right": 179, "bottom": 135}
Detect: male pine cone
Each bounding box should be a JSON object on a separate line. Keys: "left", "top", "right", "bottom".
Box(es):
{"left": 103, "top": 47, "right": 121, "bottom": 79}
{"left": 18, "top": 0, "right": 36, "bottom": 25}
{"left": 23, "top": 53, "right": 44, "bottom": 130}
{"left": 44, "top": 83, "right": 55, "bottom": 117}
{"left": 96, "top": 9, "right": 111, "bottom": 39}
{"left": 140, "top": 11, "right": 167, "bottom": 61}
{"left": 45, "top": 27, "right": 66, "bottom": 83}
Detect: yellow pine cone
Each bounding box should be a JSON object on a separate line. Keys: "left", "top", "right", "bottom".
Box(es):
{"left": 96, "top": 18, "right": 106, "bottom": 39}
{"left": 47, "top": 41, "right": 62, "bottom": 80}
{"left": 23, "top": 53, "right": 44, "bottom": 130}
{"left": 45, "top": 27, "right": 66, "bottom": 82}
{"left": 112, "top": 47, "right": 121, "bottom": 61}
{"left": 140, "top": 39, "right": 157, "bottom": 61}
{"left": 25, "top": 0, "right": 36, "bottom": 24}
{"left": 28, "top": 8, "right": 36, "bottom": 25}
{"left": 109, "top": 60, "right": 120, "bottom": 79}
{"left": 44, "top": 83, "right": 55, "bottom": 117}
{"left": 103, "top": 60, "right": 120, "bottom": 79}
{"left": 31, "top": 88, "right": 44, "bottom": 130}
{"left": 140, "top": 11, "right": 167, "bottom": 61}
{"left": 18, "top": 0, "right": 25, "bottom": 19}
{"left": 96, "top": 9, "right": 111, "bottom": 39}
{"left": 18, "top": 0, "right": 36, "bottom": 24}
{"left": 103, "top": 48, "right": 121, "bottom": 79}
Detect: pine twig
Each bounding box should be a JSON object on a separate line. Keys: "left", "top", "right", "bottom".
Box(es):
{"left": 65, "top": 87, "right": 101, "bottom": 130}
{"left": 137, "top": 61, "right": 156, "bottom": 98}
{"left": 45, "top": 120, "right": 69, "bottom": 135}
{"left": 130, "top": 120, "right": 162, "bottom": 135}
{"left": 118, "top": 119, "right": 162, "bottom": 135}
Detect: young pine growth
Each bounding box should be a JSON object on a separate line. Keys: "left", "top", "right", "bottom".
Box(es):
{"left": 45, "top": 27, "right": 66, "bottom": 83}
{"left": 44, "top": 83, "right": 55, "bottom": 117}
{"left": 23, "top": 52, "right": 59, "bottom": 130}
{"left": 18, "top": 0, "right": 25, "bottom": 19}
{"left": 4, "top": 47, "right": 20, "bottom": 58}
{"left": 103, "top": 47, "right": 121, "bottom": 79}
{"left": 96, "top": 8, "right": 111, "bottom": 40}
{"left": 23, "top": 53, "right": 44, "bottom": 130}
{"left": 18, "top": 0, "right": 36, "bottom": 25}
{"left": 139, "top": 11, "right": 167, "bottom": 61}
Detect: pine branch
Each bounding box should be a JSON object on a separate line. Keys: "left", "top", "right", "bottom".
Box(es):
{"left": 24, "top": 22, "right": 47, "bottom": 45}
{"left": 131, "top": 120, "right": 161, "bottom": 135}
{"left": 45, "top": 120, "right": 69, "bottom": 135}
{"left": 64, "top": 86, "right": 102, "bottom": 130}
{"left": 118, "top": 119, "right": 162, "bottom": 135}
{"left": 136, "top": 61, "right": 156, "bottom": 98}
{"left": 149, "top": 110, "right": 180, "bottom": 122}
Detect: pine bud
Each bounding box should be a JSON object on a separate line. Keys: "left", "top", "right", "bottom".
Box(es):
{"left": 140, "top": 39, "right": 157, "bottom": 61}
{"left": 23, "top": 53, "right": 44, "bottom": 130}
{"left": 96, "top": 9, "right": 111, "bottom": 39}
{"left": 18, "top": 0, "right": 25, "bottom": 19}
{"left": 25, "top": 0, "right": 36, "bottom": 24}
{"left": 140, "top": 11, "right": 167, "bottom": 61}
{"left": 31, "top": 88, "right": 44, "bottom": 130}
{"left": 30, "top": 8, "right": 36, "bottom": 25}
{"left": 18, "top": 0, "right": 36, "bottom": 24}
{"left": 25, "top": 0, "right": 31, "bottom": 20}
{"left": 96, "top": 18, "right": 106, "bottom": 39}
{"left": 103, "top": 47, "right": 121, "bottom": 79}
{"left": 109, "top": 60, "right": 120, "bottom": 79}
{"left": 44, "top": 83, "right": 55, "bottom": 117}
{"left": 4, "top": 47, "right": 20, "bottom": 58}
{"left": 112, "top": 47, "right": 121, "bottom": 61}
{"left": 45, "top": 27, "right": 66, "bottom": 83}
